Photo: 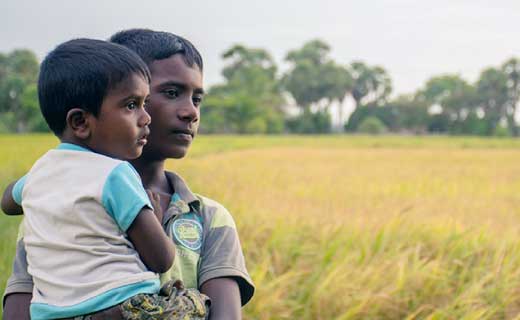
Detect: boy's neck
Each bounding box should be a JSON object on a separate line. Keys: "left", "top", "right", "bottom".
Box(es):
{"left": 130, "top": 157, "right": 172, "bottom": 194}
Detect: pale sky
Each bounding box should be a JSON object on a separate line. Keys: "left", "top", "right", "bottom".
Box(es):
{"left": 2, "top": 0, "right": 520, "bottom": 96}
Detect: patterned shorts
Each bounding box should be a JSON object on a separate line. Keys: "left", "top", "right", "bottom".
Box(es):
{"left": 71, "top": 280, "right": 210, "bottom": 320}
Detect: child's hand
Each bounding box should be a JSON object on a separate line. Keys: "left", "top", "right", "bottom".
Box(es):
{"left": 146, "top": 190, "right": 164, "bottom": 224}
{"left": 2, "top": 180, "right": 23, "bottom": 215}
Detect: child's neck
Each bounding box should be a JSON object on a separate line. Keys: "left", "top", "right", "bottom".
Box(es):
{"left": 130, "top": 157, "right": 171, "bottom": 194}
{"left": 59, "top": 136, "right": 90, "bottom": 150}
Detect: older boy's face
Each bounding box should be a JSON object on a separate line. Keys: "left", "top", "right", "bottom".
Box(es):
{"left": 144, "top": 54, "right": 203, "bottom": 160}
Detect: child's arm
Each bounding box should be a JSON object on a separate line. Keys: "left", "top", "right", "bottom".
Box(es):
{"left": 104, "top": 163, "right": 174, "bottom": 274}
{"left": 126, "top": 191, "right": 175, "bottom": 274}
{"left": 1, "top": 181, "right": 23, "bottom": 215}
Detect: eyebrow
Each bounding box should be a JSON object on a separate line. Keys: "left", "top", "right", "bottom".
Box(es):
{"left": 156, "top": 81, "right": 205, "bottom": 95}
{"left": 117, "top": 94, "right": 148, "bottom": 105}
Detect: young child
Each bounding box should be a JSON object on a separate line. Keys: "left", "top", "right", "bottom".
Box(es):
{"left": 1, "top": 38, "right": 208, "bottom": 320}
{"left": 3, "top": 29, "right": 254, "bottom": 320}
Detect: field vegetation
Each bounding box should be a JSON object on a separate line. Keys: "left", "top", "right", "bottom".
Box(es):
{"left": 1, "top": 135, "right": 520, "bottom": 319}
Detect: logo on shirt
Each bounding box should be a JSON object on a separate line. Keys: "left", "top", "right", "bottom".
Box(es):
{"left": 172, "top": 218, "right": 203, "bottom": 251}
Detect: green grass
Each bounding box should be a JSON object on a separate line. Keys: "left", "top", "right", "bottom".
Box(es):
{"left": 2, "top": 134, "right": 520, "bottom": 319}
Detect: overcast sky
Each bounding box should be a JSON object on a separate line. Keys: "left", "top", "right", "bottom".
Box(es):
{"left": 2, "top": 0, "right": 520, "bottom": 96}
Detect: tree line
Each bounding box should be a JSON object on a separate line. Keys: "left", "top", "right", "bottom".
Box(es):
{"left": 1, "top": 40, "right": 519, "bottom": 135}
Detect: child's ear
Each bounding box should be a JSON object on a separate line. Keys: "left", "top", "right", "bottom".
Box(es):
{"left": 66, "top": 108, "right": 91, "bottom": 140}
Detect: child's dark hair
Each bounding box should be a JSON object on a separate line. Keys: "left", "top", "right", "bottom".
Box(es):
{"left": 38, "top": 38, "right": 151, "bottom": 136}
{"left": 109, "top": 29, "right": 203, "bottom": 71}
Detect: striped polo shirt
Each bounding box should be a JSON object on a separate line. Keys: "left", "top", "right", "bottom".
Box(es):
{"left": 160, "top": 171, "right": 255, "bottom": 305}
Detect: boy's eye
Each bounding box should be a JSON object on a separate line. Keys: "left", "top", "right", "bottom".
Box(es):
{"left": 164, "top": 89, "right": 179, "bottom": 99}
{"left": 193, "top": 95, "right": 203, "bottom": 106}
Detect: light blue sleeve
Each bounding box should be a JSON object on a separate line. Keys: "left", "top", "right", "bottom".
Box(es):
{"left": 12, "top": 175, "right": 28, "bottom": 205}
{"left": 102, "top": 162, "right": 152, "bottom": 232}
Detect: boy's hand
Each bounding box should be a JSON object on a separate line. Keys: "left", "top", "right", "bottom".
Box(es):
{"left": 146, "top": 190, "right": 163, "bottom": 224}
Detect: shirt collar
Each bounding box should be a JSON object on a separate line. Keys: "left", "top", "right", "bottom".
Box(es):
{"left": 56, "top": 143, "right": 91, "bottom": 153}
{"left": 164, "top": 171, "right": 201, "bottom": 218}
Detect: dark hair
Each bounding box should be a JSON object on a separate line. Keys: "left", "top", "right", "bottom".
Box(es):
{"left": 109, "top": 29, "right": 203, "bottom": 71}
{"left": 38, "top": 38, "right": 151, "bottom": 135}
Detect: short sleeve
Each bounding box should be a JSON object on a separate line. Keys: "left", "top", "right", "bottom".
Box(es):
{"left": 199, "top": 204, "right": 255, "bottom": 305}
{"left": 12, "top": 175, "right": 27, "bottom": 205}
{"left": 102, "top": 162, "right": 152, "bottom": 232}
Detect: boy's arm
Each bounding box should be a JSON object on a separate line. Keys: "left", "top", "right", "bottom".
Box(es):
{"left": 201, "top": 278, "right": 241, "bottom": 320}
{"left": 1, "top": 181, "right": 23, "bottom": 215}
{"left": 3, "top": 227, "right": 33, "bottom": 320}
{"left": 198, "top": 203, "right": 255, "bottom": 315}
{"left": 3, "top": 294, "right": 32, "bottom": 320}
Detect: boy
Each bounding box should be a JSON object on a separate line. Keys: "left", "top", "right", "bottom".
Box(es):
{"left": 1, "top": 38, "right": 208, "bottom": 319}
{"left": 3, "top": 30, "right": 254, "bottom": 319}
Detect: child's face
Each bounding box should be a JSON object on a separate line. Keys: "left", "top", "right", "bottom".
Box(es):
{"left": 143, "top": 54, "right": 203, "bottom": 160}
{"left": 87, "top": 73, "right": 151, "bottom": 160}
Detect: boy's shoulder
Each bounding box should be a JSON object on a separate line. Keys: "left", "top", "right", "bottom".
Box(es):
{"left": 194, "top": 194, "right": 237, "bottom": 230}
{"left": 191, "top": 194, "right": 255, "bottom": 305}
{"left": 164, "top": 171, "right": 236, "bottom": 229}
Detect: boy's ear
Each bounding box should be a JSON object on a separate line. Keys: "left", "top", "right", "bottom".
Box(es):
{"left": 66, "top": 108, "right": 92, "bottom": 140}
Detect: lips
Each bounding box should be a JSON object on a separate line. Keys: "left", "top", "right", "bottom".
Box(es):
{"left": 137, "top": 128, "right": 150, "bottom": 145}
{"left": 171, "top": 128, "right": 194, "bottom": 142}
{"left": 171, "top": 129, "right": 194, "bottom": 137}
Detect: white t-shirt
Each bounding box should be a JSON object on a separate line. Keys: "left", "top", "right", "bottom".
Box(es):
{"left": 13, "top": 143, "right": 158, "bottom": 320}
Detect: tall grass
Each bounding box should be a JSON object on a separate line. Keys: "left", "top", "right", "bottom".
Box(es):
{"left": 1, "top": 135, "right": 520, "bottom": 319}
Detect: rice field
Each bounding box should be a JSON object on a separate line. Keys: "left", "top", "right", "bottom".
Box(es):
{"left": 1, "top": 134, "right": 520, "bottom": 319}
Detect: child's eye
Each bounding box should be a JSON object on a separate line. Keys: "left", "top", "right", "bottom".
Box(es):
{"left": 164, "top": 89, "right": 179, "bottom": 99}
{"left": 126, "top": 101, "right": 138, "bottom": 110}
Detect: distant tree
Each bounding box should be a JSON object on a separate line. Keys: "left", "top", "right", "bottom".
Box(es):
{"left": 357, "top": 116, "right": 387, "bottom": 135}
{"left": 451, "top": 112, "right": 489, "bottom": 136}
{"left": 283, "top": 40, "right": 351, "bottom": 113}
{"left": 283, "top": 40, "right": 351, "bottom": 132}
{"left": 20, "top": 83, "right": 47, "bottom": 131}
{"left": 475, "top": 67, "right": 509, "bottom": 134}
{"left": 0, "top": 49, "right": 44, "bottom": 132}
{"left": 345, "top": 95, "right": 428, "bottom": 134}
{"left": 217, "top": 44, "right": 283, "bottom": 109}
{"left": 204, "top": 44, "right": 285, "bottom": 134}
{"left": 349, "top": 61, "right": 392, "bottom": 109}
{"left": 416, "top": 74, "right": 478, "bottom": 134}
{"left": 501, "top": 58, "right": 520, "bottom": 135}
{"left": 427, "top": 113, "right": 451, "bottom": 133}
{"left": 388, "top": 95, "right": 430, "bottom": 133}
{"left": 285, "top": 109, "right": 331, "bottom": 134}
{"left": 418, "top": 75, "right": 465, "bottom": 104}
{"left": 326, "top": 63, "right": 352, "bottom": 130}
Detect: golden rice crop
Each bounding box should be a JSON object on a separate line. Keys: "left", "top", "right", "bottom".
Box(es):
{"left": 1, "top": 134, "right": 520, "bottom": 319}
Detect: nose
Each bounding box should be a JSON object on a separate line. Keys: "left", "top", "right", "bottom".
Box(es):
{"left": 177, "top": 98, "right": 198, "bottom": 123}
{"left": 139, "top": 108, "right": 152, "bottom": 127}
